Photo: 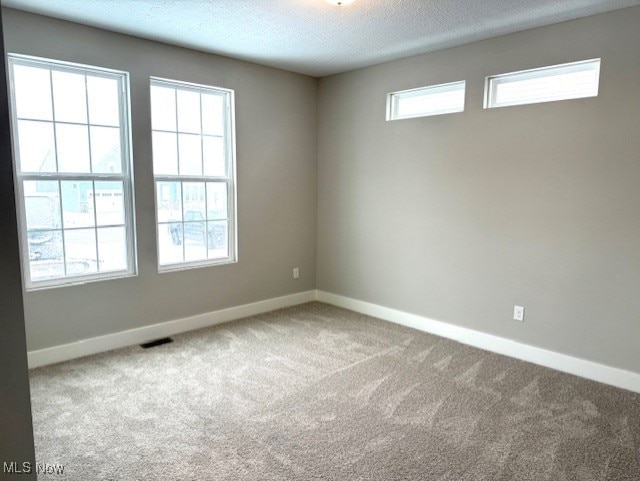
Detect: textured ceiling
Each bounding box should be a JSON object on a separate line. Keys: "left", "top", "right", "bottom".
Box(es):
{"left": 2, "top": 0, "right": 639, "bottom": 77}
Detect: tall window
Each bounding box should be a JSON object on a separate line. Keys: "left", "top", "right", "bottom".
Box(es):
{"left": 7, "top": 55, "right": 136, "bottom": 289}
{"left": 150, "top": 78, "right": 236, "bottom": 270}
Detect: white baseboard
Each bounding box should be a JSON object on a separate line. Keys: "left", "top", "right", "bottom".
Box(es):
{"left": 28, "top": 290, "right": 317, "bottom": 369}
{"left": 30, "top": 288, "right": 640, "bottom": 394}
{"left": 316, "top": 290, "right": 640, "bottom": 394}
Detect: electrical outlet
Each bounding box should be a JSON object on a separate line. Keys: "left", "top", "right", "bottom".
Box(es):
{"left": 293, "top": 267, "right": 300, "bottom": 279}
{"left": 513, "top": 305, "right": 525, "bottom": 322}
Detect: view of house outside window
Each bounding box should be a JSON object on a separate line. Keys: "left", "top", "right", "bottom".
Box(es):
{"left": 150, "top": 77, "right": 237, "bottom": 270}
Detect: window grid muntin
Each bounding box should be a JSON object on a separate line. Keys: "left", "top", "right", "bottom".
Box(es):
{"left": 13, "top": 58, "right": 124, "bottom": 175}
{"left": 151, "top": 77, "right": 236, "bottom": 271}
{"left": 154, "top": 177, "right": 233, "bottom": 267}
{"left": 8, "top": 54, "right": 137, "bottom": 289}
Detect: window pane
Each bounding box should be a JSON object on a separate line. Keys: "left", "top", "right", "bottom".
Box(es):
{"left": 52, "top": 71, "right": 87, "bottom": 123}
{"left": 28, "top": 230, "right": 64, "bottom": 281}
{"left": 182, "top": 182, "right": 205, "bottom": 218}
{"left": 494, "top": 71, "right": 598, "bottom": 105}
{"left": 201, "top": 93, "right": 224, "bottom": 135}
{"left": 159, "top": 223, "right": 184, "bottom": 265}
{"left": 203, "top": 136, "right": 225, "bottom": 177}
{"left": 61, "top": 181, "right": 95, "bottom": 228}
{"left": 17, "top": 120, "right": 57, "bottom": 172}
{"left": 64, "top": 228, "right": 98, "bottom": 275}
{"left": 177, "top": 89, "right": 201, "bottom": 134}
{"left": 87, "top": 76, "right": 120, "bottom": 126}
{"left": 156, "top": 181, "right": 182, "bottom": 223}
{"left": 13, "top": 64, "right": 53, "bottom": 121}
{"left": 183, "top": 222, "right": 207, "bottom": 262}
{"left": 152, "top": 131, "right": 179, "bottom": 175}
{"left": 396, "top": 88, "right": 464, "bottom": 117}
{"left": 97, "top": 227, "right": 127, "bottom": 272}
{"left": 206, "top": 182, "right": 227, "bottom": 220}
{"left": 95, "top": 181, "right": 125, "bottom": 226}
{"left": 151, "top": 85, "right": 176, "bottom": 131}
{"left": 23, "top": 181, "right": 61, "bottom": 230}
{"left": 91, "top": 126, "right": 122, "bottom": 173}
{"left": 388, "top": 81, "right": 466, "bottom": 120}
{"left": 56, "top": 123, "right": 91, "bottom": 173}
{"left": 207, "top": 220, "right": 228, "bottom": 260}
{"left": 486, "top": 59, "right": 601, "bottom": 108}
{"left": 178, "top": 134, "right": 202, "bottom": 175}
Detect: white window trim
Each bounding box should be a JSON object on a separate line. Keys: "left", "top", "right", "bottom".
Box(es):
{"left": 484, "top": 58, "right": 601, "bottom": 109}
{"left": 7, "top": 54, "right": 137, "bottom": 290}
{"left": 386, "top": 80, "right": 466, "bottom": 121}
{"left": 150, "top": 77, "right": 238, "bottom": 272}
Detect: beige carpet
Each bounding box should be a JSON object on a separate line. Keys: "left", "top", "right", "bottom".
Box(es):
{"left": 30, "top": 302, "right": 640, "bottom": 480}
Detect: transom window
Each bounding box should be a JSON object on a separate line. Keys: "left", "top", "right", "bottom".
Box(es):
{"left": 387, "top": 81, "right": 466, "bottom": 120}
{"left": 150, "top": 78, "right": 237, "bottom": 270}
{"left": 484, "top": 59, "right": 601, "bottom": 108}
{"left": 7, "top": 54, "right": 136, "bottom": 289}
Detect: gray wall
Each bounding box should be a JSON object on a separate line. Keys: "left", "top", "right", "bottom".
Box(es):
{"left": 317, "top": 7, "right": 640, "bottom": 374}
{"left": 2, "top": 8, "right": 318, "bottom": 352}
{"left": 3, "top": 6, "right": 639, "bottom": 378}
{"left": 0, "top": 7, "right": 36, "bottom": 478}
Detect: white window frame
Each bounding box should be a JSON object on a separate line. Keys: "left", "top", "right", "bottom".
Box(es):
{"left": 386, "top": 80, "right": 466, "bottom": 121}
{"left": 7, "top": 54, "right": 137, "bottom": 290}
{"left": 484, "top": 58, "right": 601, "bottom": 109}
{"left": 150, "top": 77, "right": 237, "bottom": 272}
